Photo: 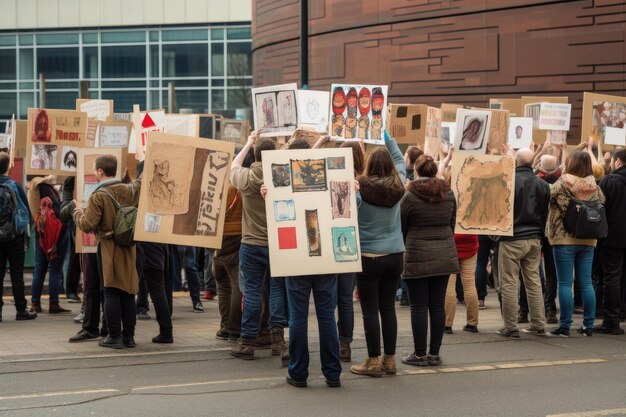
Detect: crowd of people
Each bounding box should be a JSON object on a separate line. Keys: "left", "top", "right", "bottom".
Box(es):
{"left": 0, "top": 129, "right": 625, "bottom": 388}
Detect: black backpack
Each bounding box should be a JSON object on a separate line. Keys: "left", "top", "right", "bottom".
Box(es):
{"left": 0, "top": 183, "right": 18, "bottom": 243}
{"left": 563, "top": 189, "right": 608, "bottom": 240}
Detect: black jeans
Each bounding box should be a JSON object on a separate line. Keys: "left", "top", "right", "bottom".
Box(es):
{"left": 82, "top": 253, "right": 103, "bottom": 335}
{"left": 65, "top": 226, "right": 82, "bottom": 295}
{"left": 103, "top": 287, "right": 136, "bottom": 338}
{"left": 0, "top": 236, "right": 28, "bottom": 312}
{"left": 139, "top": 242, "right": 173, "bottom": 336}
{"left": 475, "top": 236, "right": 495, "bottom": 301}
{"left": 405, "top": 276, "right": 448, "bottom": 357}
{"left": 598, "top": 247, "right": 626, "bottom": 329}
{"left": 356, "top": 253, "right": 402, "bottom": 357}
{"left": 542, "top": 237, "right": 558, "bottom": 313}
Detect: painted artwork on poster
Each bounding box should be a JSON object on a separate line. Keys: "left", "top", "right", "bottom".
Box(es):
{"left": 329, "top": 84, "right": 388, "bottom": 145}
{"left": 508, "top": 117, "right": 533, "bottom": 149}
{"left": 441, "top": 122, "right": 456, "bottom": 146}
{"left": 291, "top": 158, "right": 328, "bottom": 192}
{"left": 135, "top": 132, "right": 235, "bottom": 248}
{"left": 252, "top": 83, "right": 299, "bottom": 137}
{"left": 220, "top": 119, "right": 249, "bottom": 143}
{"left": 297, "top": 90, "right": 330, "bottom": 132}
{"left": 60, "top": 146, "right": 78, "bottom": 172}
{"left": 451, "top": 153, "right": 515, "bottom": 236}
{"left": 453, "top": 109, "right": 491, "bottom": 154}
{"left": 548, "top": 130, "right": 567, "bottom": 145}
{"left": 581, "top": 93, "right": 626, "bottom": 148}
{"left": 262, "top": 148, "right": 361, "bottom": 277}
{"left": 30, "top": 144, "right": 57, "bottom": 170}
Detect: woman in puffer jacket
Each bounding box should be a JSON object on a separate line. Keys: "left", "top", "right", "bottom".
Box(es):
{"left": 545, "top": 152, "right": 605, "bottom": 337}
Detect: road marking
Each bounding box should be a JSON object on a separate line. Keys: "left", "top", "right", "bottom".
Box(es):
{"left": 547, "top": 408, "right": 626, "bottom": 417}
{"left": 0, "top": 389, "right": 119, "bottom": 401}
{"left": 132, "top": 376, "right": 284, "bottom": 392}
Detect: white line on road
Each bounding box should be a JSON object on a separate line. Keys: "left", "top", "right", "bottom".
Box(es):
{"left": 132, "top": 377, "right": 284, "bottom": 392}
{"left": 0, "top": 388, "right": 119, "bottom": 401}
{"left": 547, "top": 408, "right": 626, "bottom": 417}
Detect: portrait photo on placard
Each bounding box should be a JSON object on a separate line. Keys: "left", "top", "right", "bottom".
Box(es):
{"left": 61, "top": 146, "right": 78, "bottom": 172}
{"left": 508, "top": 117, "right": 533, "bottom": 149}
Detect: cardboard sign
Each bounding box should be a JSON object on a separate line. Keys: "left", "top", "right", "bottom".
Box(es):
{"left": 489, "top": 98, "right": 522, "bottom": 116}
{"left": 220, "top": 119, "right": 250, "bottom": 143}
{"left": 95, "top": 121, "right": 132, "bottom": 148}
{"left": 198, "top": 114, "right": 223, "bottom": 140}
{"left": 262, "top": 147, "right": 361, "bottom": 277}
{"left": 329, "top": 84, "right": 388, "bottom": 145}
{"left": 76, "top": 99, "right": 113, "bottom": 122}
{"left": 520, "top": 96, "right": 568, "bottom": 144}
{"left": 252, "top": 83, "right": 299, "bottom": 137}
{"left": 472, "top": 107, "right": 510, "bottom": 155}
{"left": 132, "top": 107, "right": 166, "bottom": 159}
{"left": 441, "top": 103, "right": 465, "bottom": 123}
{"left": 453, "top": 109, "right": 492, "bottom": 154}
{"left": 508, "top": 117, "right": 533, "bottom": 149}
{"left": 26, "top": 108, "right": 87, "bottom": 176}
{"left": 134, "top": 132, "right": 235, "bottom": 248}
{"left": 386, "top": 104, "right": 441, "bottom": 146}
{"left": 580, "top": 92, "right": 626, "bottom": 150}
{"left": 164, "top": 114, "right": 200, "bottom": 137}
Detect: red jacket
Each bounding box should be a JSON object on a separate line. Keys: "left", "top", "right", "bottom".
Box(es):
{"left": 454, "top": 234, "right": 478, "bottom": 260}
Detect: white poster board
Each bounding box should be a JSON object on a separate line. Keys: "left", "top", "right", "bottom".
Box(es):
{"left": 604, "top": 126, "right": 626, "bottom": 146}
{"left": 453, "top": 108, "right": 492, "bottom": 154}
{"left": 508, "top": 117, "right": 533, "bottom": 149}
{"left": 538, "top": 103, "right": 572, "bottom": 131}
{"left": 297, "top": 90, "right": 330, "bottom": 133}
{"left": 252, "top": 83, "right": 299, "bottom": 137}
{"left": 328, "top": 84, "right": 388, "bottom": 145}
{"left": 262, "top": 148, "right": 362, "bottom": 277}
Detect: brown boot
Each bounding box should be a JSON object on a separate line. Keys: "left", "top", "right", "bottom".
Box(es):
{"left": 340, "top": 341, "right": 351, "bottom": 362}
{"left": 350, "top": 356, "right": 383, "bottom": 377}
{"left": 30, "top": 301, "right": 42, "bottom": 313}
{"left": 253, "top": 332, "right": 272, "bottom": 349}
{"left": 270, "top": 327, "right": 289, "bottom": 367}
{"left": 231, "top": 338, "right": 255, "bottom": 360}
{"left": 49, "top": 301, "right": 71, "bottom": 314}
{"left": 382, "top": 355, "right": 397, "bottom": 375}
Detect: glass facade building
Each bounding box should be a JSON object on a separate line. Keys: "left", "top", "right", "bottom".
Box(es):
{"left": 0, "top": 25, "right": 252, "bottom": 129}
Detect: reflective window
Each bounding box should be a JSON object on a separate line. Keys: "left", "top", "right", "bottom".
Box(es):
{"left": 19, "top": 49, "right": 34, "bottom": 79}
{"left": 101, "top": 91, "right": 147, "bottom": 112}
{"left": 211, "top": 44, "right": 224, "bottom": 77}
{"left": 36, "top": 33, "right": 78, "bottom": 45}
{"left": 101, "top": 31, "right": 145, "bottom": 43}
{"left": 0, "top": 35, "right": 16, "bottom": 46}
{"left": 37, "top": 47, "right": 79, "bottom": 79}
{"left": 46, "top": 91, "right": 79, "bottom": 110}
{"left": 227, "top": 88, "right": 251, "bottom": 111}
{"left": 162, "top": 29, "right": 207, "bottom": 42}
{"left": 0, "top": 50, "right": 16, "bottom": 80}
{"left": 227, "top": 28, "right": 251, "bottom": 40}
{"left": 162, "top": 44, "right": 208, "bottom": 78}
{"left": 227, "top": 43, "right": 252, "bottom": 77}
{"left": 83, "top": 47, "right": 98, "bottom": 79}
{"left": 0, "top": 93, "right": 17, "bottom": 118}
{"left": 101, "top": 46, "right": 146, "bottom": 78}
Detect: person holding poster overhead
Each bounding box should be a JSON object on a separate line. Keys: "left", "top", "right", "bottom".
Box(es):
{"left": 351, "top": 130, "right": 406, "bottom": 378}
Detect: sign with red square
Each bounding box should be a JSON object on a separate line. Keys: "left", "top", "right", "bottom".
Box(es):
{"left": 277, "top": 227, "right": 297, "bottom": 250}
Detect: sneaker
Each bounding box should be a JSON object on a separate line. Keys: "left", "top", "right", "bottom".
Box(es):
{"left": 427, "top": 354, "right": 442, "bottom": 366}
{"left": 137, "top": 311, "right": 151, "bottom": 320}
{"left": 69, "top": 329, "right": 99, "bottom": 343}
{"left": 478, "top": 300, "right": 486, "bottom": 310}
{"left": 444, "top": 326, "right": 453, "bottom": 334}
{"left": 517, "top": 312, "right": 529, "bottom": 324}
{"left": 546, "top": 310, "right": 558, "bottom": 324}
{"left": 193, "top": 302, "right": 204, "bottom": 313}
{"left": 216, "top": 330, "right": 229, "bottom": 340}
{"left": 463, "top": 325, "right": 478, "bottom": 333}
{"left": 497, "top": 328, "right": 520, "bottom": 338}
{"left": 401, "top": 353, "right": 429, "bottom": 367}
{"left": 593, "top": 325, "right": 625, "bottom": 335}
{"left": 200, "top": 290, "right": 215, "bottom": 301}
{"left": 577, "top": 326, "right": 593, "bottom": 337}
{"left": 550, "top": 327, "right": 570, "bottom": 337}
{"left": 73, "top": 312, "right": 84, "bottom": 324}
{"left": 521, "top": 326, "right": 546, "bottom": 336}
{"left": 350, "top": 356, "right": 384, "bottom": 377}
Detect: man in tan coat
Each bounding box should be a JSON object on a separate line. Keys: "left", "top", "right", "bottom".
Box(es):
{"left": 72, "top": 155, "right": 141, "bottom": 349}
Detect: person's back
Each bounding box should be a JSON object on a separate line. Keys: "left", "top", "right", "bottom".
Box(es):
{"left": 506, "top": 164, "right": 550, "bottom": 241}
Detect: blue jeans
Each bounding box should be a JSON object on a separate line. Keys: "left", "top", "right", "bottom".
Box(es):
{"left": 269, "top": 276, "right": 288, "bottom": 329}
{"left": 553, "top": 245, "right": 596, "bottom": 330}
{"left": 31, "top": 228, "right": 69, "bottom": 303}
{"left": 286, "top": 274, "right": 341, "bottom": 382}
{"left": 336, "top": 273, "right": 355, "bottom": 343}
{"left": 169, "top": 245, "right": 201, "bottom": 303}
{"left": 240, "top": 243, "right": 275, "bottom": 339}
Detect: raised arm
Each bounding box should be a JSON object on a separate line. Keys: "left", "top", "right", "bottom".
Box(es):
{"left": 384, "top": 130, "right": 406, "bottom": 184}
{"left": 232, "top": 131, "right": 258, "bottom": 169}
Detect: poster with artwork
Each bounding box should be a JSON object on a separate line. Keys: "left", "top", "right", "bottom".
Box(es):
{"left": 252, "top": 83, "right": 299, "bottom": 137}
{"left": 525, "top": 103, "right": 572, "bottom": 131}
{"left": 297, "top": 90, "right": 330, "bottom": 133}
{"left": 329, "top": 84, "right": 388, "bottom": 145}
{"left": 453, "top": 109, "right": 491, "bottom": 154}
{"left": 134, "top": 132, "right": 235, "bottom": 248}
{"left": 75, "top": 147, "right": 124, "bottom": 253}
{"left": 386, "top": 104, "right": 441, "bottom": 147}
{"left": 547, "top": 130, "right": 567, "bottom": 145}
{"left": 471, "top": 107, "right": 509, "bottom": 155}
{"left": 26, "top": 108, "right": 87, "bottom": 176}
{"left": 220, "top": 119, "right": 250, "bottom": 143}
{"left": 262, "top": 148, "right": 361, "bottom": 277}
{"left": 508, "top": 117, "right": 533, "bottom": 149}
{"left": 580, "top": 92, "right": 626, "bottom": 149}
{"left": 451, "top": 153, "right": 515, "bottom": 236}
{"left": 95, "top": 121, "right": 132, "bottom": 148}
{"left": 521, "top": 96, "right": 568, "bottom": 144}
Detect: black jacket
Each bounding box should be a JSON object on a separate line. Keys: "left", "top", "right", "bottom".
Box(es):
{"left": 599, "top": 166, "right": 626, "bottom": 248}
{"left": 502, "top": 166, "right": 550, "bottom": 241}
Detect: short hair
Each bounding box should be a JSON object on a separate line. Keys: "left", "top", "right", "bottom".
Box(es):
{"left": 254, "top": 138, "right": 276, "bottom": 162}
{"left": 414, "top": 155, "right": 438, "bottom": 178}
{"left": 340, "top": 141, "right": 364, "bottom": 176}
{"left": 286, "top": 137, "right": 310, "bottom": 150}
{"left": 615, "top": 148, "right": 626, "bottom": 165}
{"left": 565, "top": 152, "right": 592, "bottom": 178}
{"left": 405, "top": 146, "right": 423, "bottom": 167}
{"left": 95, "top": 155, "right": 117, "bottom": 177}
{"left": 0, "top": 152, "right": 9, "bottom": 175}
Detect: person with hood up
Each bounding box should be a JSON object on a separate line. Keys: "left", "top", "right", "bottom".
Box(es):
{"left": 545, "top": 151, "right": 605, "bottom": 337}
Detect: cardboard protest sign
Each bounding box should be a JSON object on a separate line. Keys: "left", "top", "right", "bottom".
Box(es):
{"left": 580, "top": 92, "right": 626, "bottom": 149}
{"left": 297, "top": 90, "right": 330, "bottom": 133}
{"left": 198, "top": 114, "right": 223, "bottom": 140}
{"left": 508, "top": 117, "right": 533, "bottom": 149}
{"left": 164, "top": 114, "right": 199, "bottom": 137}
{"left": 451, "top": 153, "right": 515, "bottom": 236}
{"left": 386, "top": 104, "right": 441, "bottom": 147}
{"left": 0, "top": 115, "right": 16, "bottom": 168}
{"left": 77, "top": 99, "right": 114, "bottom": 147}
{"left": 521, "top": 96, "right": 568, "bottom": 144}
{"left": 453, "top": 109, "right": 491, "bottom": 154}
{"left": 26, "top": 108, "right": 87, "bottom": 176}
{"left": 472, "top": 107, "right": 510, "bottom": 155}
{"left": 134, "top": 132, "right": 235, "bottom": 248}
{"left": 132, "top": 107, "right": 165, "bottom": 159}
{"left": 489, "top": 98, "right": 522, "bottom": 116}
{"left": 329, "top": 84, "right": 388, "bottom": 145}
{"left": 441, "top": 103, "right": 465, "bottom": 122}
{"left": 95, "top": 121, "right": 132, "bottom": 148}
{"left": 262, "top": 147, "right": 361, "bottom": 277}
{"left": 220, "top": 119, "right": 250, "bottom": 143}
{"left": 252, "top": 83, "right": 299, "bottom": 137}
{"left": 75, "top": 147, "right": 125, "bottom": 253}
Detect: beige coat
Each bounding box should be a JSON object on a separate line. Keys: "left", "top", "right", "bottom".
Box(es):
{"left": 73, "top": 180, "right": 141, "bottom": 294}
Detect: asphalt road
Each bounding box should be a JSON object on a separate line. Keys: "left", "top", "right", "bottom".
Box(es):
{"left": 1, "top": 334, "right": 625, "bottom": 417}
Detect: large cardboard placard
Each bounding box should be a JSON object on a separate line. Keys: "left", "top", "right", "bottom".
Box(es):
{"left": 386, "top": 104, "right": 441, "bottom": 147}
{"left": 297, "top": 90, "right": 330, "bottom": 133}
{"left": 329, "top": 84, "right": 388, "bottom": 145}
{"left": 262, "top": 147, "right": 362, "bottom": 277}
{"left": 252, "top": 83, "right": 299, "bottom": 137}
{"left": 76, "top": 99, "right": 114, "bottom": 122}
{"left": 580, "top": 92, "right": 626, "bottom": 150}
{"left": 134, "top": 132, "right": 235, "bottom": 248}
{"left": 94, "top": 121, "right": 132, "bottom": 148}
{"left": 472, "top": 107, "right": 510, "bottom": 155}
{"left": 75, "top": 147, "right": 124, "bottom": 253}
{"left": 489, "top": 98, "right": 522, "bottom": 116}
{"left": 441, "top": 103, "right": 465, "bottom": 122}
{"left": 521, "top": 96, "right": 568, "bottom": 144}
{"left": 451, "top": 153, "right": 515, "bottom": 236}
{"left": 132, "top": 108, "right": 166, "bottom": 159}
{"left": 453, "top": 108, "right": 492, "bottom": 154}
{"left": 220, "top": 119, "right": 250, "bottom": 144}
{"left": 26, "top": 108, "right": 87, "bottom": 176}
{"left": 164, "top": 114, "right": 200, "bottom": 137}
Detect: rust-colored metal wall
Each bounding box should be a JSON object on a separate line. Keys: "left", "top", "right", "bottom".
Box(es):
{"left": 253, "top": 0, "right": 626, "bottom": 140}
